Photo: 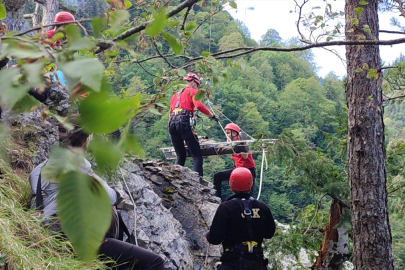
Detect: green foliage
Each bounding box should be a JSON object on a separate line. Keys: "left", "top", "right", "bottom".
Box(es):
{"left": 57, "top": 171, "right": 112, "bottom": 262}
{"left": 79, "top": 86, "right": 141, "bottom": 134}
{"left": 0, "top": 3, "right": 5, "bottom": 20}
{"left": 145, "top": 10, "right": 167, "bottom": 37}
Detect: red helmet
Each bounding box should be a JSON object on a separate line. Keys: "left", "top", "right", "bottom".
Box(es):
{"left": 183, "top": 72, "right": 200, "bottom": 86}
{"left": 54, "top": 12, "right": 75, "bottom": 23}
{"left": 229, "top": 167, "right": 253, "bottom": 192}
{"left": 224, "top": 123, "right": 240, "bottom": 133}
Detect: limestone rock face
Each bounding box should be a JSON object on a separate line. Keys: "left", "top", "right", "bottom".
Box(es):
{"left": 1, "top": 82, "right": 70, "bottom": 167}
{"left": 114, "top": 159, "right": 222, "bottom": 269}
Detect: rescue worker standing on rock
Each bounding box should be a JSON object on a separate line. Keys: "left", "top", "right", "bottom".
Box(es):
{"left": 168, "top": 72, "right": 219, "bottom": 176}
{"left": 207, "top": 168, "right": 276, "bottom": 270}
{"left": 214, "top": 123, "right": 256, "bottom": 201}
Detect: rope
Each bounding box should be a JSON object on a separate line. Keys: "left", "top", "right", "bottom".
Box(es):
{"left": 206, "top": 100, "right": 231, "bottom": 142}
{"left": 118, "top": 168, "right": 138, "bottom": 246}
{"left": 206, "top": 99, "right": 254, "bottom": 140}
{"left": 256, "top": 148, "right": 268, "bottom": 200}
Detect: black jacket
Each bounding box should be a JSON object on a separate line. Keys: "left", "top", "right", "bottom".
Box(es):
{"left": 206, "top": 193, "right": 276, "bottom": 249}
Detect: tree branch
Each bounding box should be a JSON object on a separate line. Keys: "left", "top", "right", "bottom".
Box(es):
{"left": 380, "top": 30, "right": 405, "bottom": 35}
{"left": 152, "top": 38, "right": 175, "bottom": 68}
{"left": 303, "top": 193, "right": 327, "bottom": 235}
{"left": 388, "top": 182, "right": 405, "bottom": 194}
{"left": 181, "top": 6, "right": 192, "bottom": 30}
{"left": 12, "top": 19, "right": 92, "bottom": 37}
{"left": 94, "top": 0, "right": 202, "bottom": 53}
{"left": 394, "top": 0, "right": 405, "bottom": 18}
{"left": 384, "top": 94, "right": 405, "bottom": 102}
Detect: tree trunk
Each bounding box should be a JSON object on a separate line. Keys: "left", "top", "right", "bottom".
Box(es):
{"left": 345, "top": 0, "right": 394, "bottom": 269}
{"left": 2, "top": 0, "right": 30, "bottom": 32}
{"left": 41, "top": 0, "right": 59, "bottom": 26}
{"left": 313, "top": 199, "right": 350, "bottom": 270}
{"left": 32, "top": 3, "right": 43, "bottom": 27}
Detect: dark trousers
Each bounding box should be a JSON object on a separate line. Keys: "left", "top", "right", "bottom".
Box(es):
{"left": 99, "top": 238, "right": 164, "bottom": 270}
{"left": 218, "top": 258, "right": 267, "bottom": 270}
{"left": 213, "top": 167, "right": 256, "bottom": 201}
{"left": 168, "top": 115, "right": 203, "bottom": 176}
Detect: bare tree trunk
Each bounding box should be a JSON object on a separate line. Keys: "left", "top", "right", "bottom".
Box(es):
{"left": 41, "top": 0, "right": 59, "bottom": 26}
{"left": 313, "top": 199, "right": 350, "bottom": 270}
{"left": 32, "top": 3, "right": 43, "bottom": 27}
{"left": 2, "top": 0, "right": 30, "bottom": 32}
{"left": 345, "top": 0, "right": 394, "bottom": 269}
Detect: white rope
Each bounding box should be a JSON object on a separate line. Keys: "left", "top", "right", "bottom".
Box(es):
{"left": 256, "top": 148, "right": 268, "bottom": 200}
{"left": 206, "top": 100, "right": 231, "bottom": 142}
{"left": 206, "top": 99, "right": 254, "bottom": 140}
{"left": 118, "top": 168, "right": 138, "bottom": 246}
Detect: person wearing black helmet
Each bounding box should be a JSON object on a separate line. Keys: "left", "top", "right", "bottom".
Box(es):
{"left": 168, "top": 72, "right": 219, "bottom": 176}
{"left": 206, "top": 167, "right": 276, "bottom": 270}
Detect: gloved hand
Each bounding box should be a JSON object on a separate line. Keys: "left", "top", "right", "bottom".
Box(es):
{"left": 211, "top": 115, "right": 220, "bottom": 122}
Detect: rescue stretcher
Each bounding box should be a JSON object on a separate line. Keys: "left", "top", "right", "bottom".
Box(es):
{"left": 160, "top": 138, "right": 276, "bottom": 160}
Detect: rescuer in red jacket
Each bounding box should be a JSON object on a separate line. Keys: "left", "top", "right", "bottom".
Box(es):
{"left": 168, "top": 72, "right": 219, "bottom": 176}
{"left": 214, "top": 123, "right": 256, "bottom": 201}
{"left": 46, "top": 11, "right": 75, "bottom": 47}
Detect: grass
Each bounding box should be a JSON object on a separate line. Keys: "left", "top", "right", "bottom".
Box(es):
{"left": 0, "top": 131, "right": 110, "bottom": 270}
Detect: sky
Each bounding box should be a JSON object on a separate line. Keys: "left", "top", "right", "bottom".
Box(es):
{"left": 227, "top": 0, "right": 405, "bottom": 78}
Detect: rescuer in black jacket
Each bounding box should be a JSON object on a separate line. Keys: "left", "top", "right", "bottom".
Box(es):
{"left": 206, "top": 167, "right": 276, "bottom": 270}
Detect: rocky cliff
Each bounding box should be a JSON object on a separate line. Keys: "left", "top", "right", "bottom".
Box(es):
{"left": 0, "top": 85, "right": 222, "bottom": 269}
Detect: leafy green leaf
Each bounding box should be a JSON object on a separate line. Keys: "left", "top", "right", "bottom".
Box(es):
{"left": 167, "top": 21, "right": 180, "bottom": 28}
{"left": 355, "top": 7, "right": 363, "bottom": 16}
{"left": 0, "top": 68, "right": 31, "bottom": 108}
{"left": 176, "top": 68, "right": 186, "bottom": 77}
{"left": 124, "top": 0, "right": 132, "bottom": 9}
{"left": 1, "top": 39, "right": 44, "bottom": 59}
{"left": 229, "top": 0, "right": 237, "bottom": 8}
{"left": 194, "top": 90, "right": 205, "bottom": 101}
{"left": 22, "top": 61, "right": 46, "bottom": 88}
{"left": 51, "top": 32, "right": 65, "bottom": 43}
{"left": 351, "top": 18, "right": 359, "bottom": 26}
{"left": 145, "top": 11, "right": 167, "bottom": 37}
{"left": 89, "top": 135, "right": 123, "bottom": 171}
{"left": 79, "top": 86, "right": 141, "bottom": 134}
{"left": 354, "top": 68, "right": 363, "bottom": 72}
{"left": 57, "top": 171, "right": 112, "bottom": 262}
{"left": 363, "top": 24, "right": 371, "bottom": 35}
{"left": 0, "top": 4, "right": 5, "bottom": 20}
{"left": 92, "top": 17, "right": 107, "bottom": 38}
{"left": 363, "top": 63, "right": 369, "bottom": 69}
{"left": 367, "top": 68, "right": 378, "bottom": 79}
{"left": 201, "top": 51, "right": 210, "bottom": 57}
{"left": 65, "top": 24, "right": 82, "bottom": 47}
{"left": 58, "top": 58, "right": 104, "bottom": 91}
{"left": 110, "top": 10, "right": 130, "bottom": 33}
{"left": 68, "top": 37, "right": 96, "bottom": 51}
{"left": 359, "top": 1, "right": 368, "bottom": 5}
{"left": 11, "top": 94, "right": 41, "bottom": 113}
{"left": 162, "top": 31, "right": 183, "bottom": 55}
{"left": 326, "top": 37, "right": 333, "bottom": 42}
{"left": 185, "top": 22, "right": 197, "bottom": 31}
